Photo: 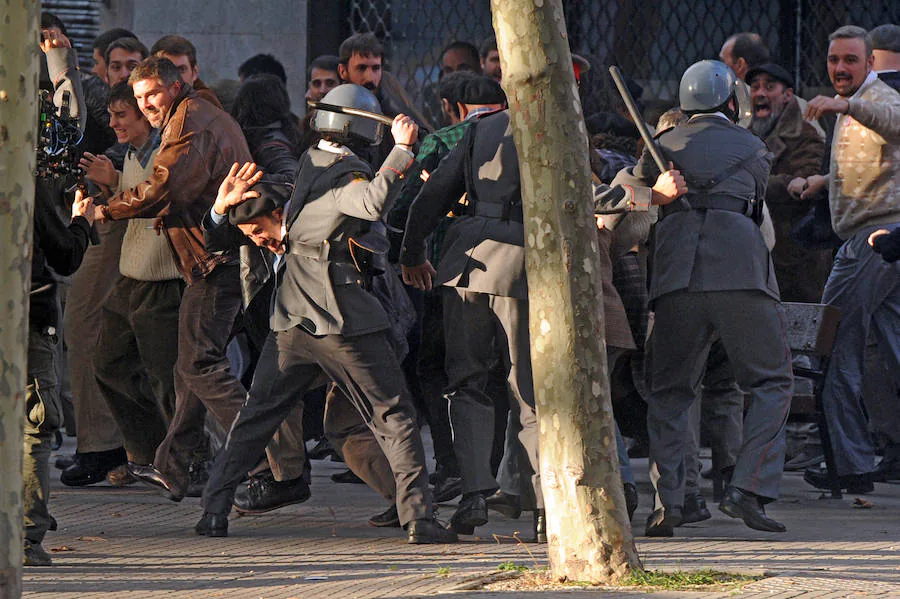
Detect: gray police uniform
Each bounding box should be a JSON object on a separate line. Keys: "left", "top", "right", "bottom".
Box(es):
{"left": 203, "top": 143, "right": 433, "bottom": 526}
{"left": 401, "top": 110, "right": 542, "bottom": 506}
{"left": 613, "top": 113, "right": 793, "bottom": 509}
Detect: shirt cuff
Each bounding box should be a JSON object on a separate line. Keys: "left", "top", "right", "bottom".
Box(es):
{"left": 209, "top": 207, "right": 228, "bottom": 226}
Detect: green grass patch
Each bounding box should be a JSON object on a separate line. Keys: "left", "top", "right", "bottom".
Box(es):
{"left": 622, "top": 569, "right": 761, "bottom": 591}
{"left": 497, "top": 561, "right": 530, "bottom": 572}
{"left": 436, "top": 566, "right": 451, "bottom": 576}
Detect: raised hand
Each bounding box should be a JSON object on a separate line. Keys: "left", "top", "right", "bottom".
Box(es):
{"left": 213, "top": 162, "right": 264, "bottom": 216}
{"left": 391, "top": 114, "right": 419, "bottom": 147}
{"left": 79, "top": 152, "right": 118, "bottom": 188}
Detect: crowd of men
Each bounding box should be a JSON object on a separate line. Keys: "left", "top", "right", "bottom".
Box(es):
{"left": 22, "top": 11, "right": 900, "bottom": 566}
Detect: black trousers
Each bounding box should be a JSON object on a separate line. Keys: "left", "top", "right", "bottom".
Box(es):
{"left": 204, "top": 326, "right": 432, "bottom": 526}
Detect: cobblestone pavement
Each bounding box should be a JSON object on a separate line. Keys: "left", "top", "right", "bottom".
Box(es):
{"left": 22, "top": 437, "right": 900, "bottom": 598}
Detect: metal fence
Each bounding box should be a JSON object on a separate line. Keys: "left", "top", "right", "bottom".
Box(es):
{"left": 348, "top": 0, "right": 900, "bottom": 126}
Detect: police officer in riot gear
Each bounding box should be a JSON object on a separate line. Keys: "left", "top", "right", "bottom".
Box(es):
{"left": 612, "top": 60, "right": 794, "bottom": 537}
{"left": 198, "top": 84, "right": 457, "bottom": 544}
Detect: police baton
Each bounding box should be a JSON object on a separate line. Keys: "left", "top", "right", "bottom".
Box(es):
{"left": 307, "top": 101, "right": 395, "bottom": 127}
{"left": 608, "top": 66, "right": 668, "bottom": 174}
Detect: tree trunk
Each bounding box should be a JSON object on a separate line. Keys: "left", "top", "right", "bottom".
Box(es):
{"left": 491, "top": 0, "right": 642, "bottom": 584}
{"left": 0, "top": 2, "right": 40, "bottom": 597}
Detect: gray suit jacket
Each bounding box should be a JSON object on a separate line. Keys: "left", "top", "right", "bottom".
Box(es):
{"left": 272, "top": 144, "right": 414, "bottom": 336}
{"left": 613, "top": 114, "right": 778, "bottom": 303}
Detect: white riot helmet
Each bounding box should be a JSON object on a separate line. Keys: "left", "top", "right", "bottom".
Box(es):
{"left": 312, "top": 83, "right": 384, "bottom": 145}
{"left": 679, "top": 60, "right": 749, "bottom": 123}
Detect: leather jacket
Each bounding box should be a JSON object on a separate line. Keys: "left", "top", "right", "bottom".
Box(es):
{"left": 102, "top": 85, "right": 252, "bottom": 284}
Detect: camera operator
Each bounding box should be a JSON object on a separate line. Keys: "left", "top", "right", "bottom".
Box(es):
{"left": 23, "top": 26, "right": 94, "bottom": 567}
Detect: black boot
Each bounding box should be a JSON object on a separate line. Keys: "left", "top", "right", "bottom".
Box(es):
{"left": 195, "top": 512, "right": 228, "bottom": 537}
{"left": 448, "top": 493, "right": 488, "bottom": 535}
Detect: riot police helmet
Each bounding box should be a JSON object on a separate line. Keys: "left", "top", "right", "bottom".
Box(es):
{"left": 312, "top": 83, "right": 384, "bottom": 145}
{"left": 679, "top": 59, "right": 740, "bottom": 114}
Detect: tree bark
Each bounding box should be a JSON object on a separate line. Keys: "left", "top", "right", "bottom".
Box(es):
{"left": 491, "top": 0, "right": 642, "bottom": 584}
{"left": 0, "top": 2, "right": 40, "bottom": 597}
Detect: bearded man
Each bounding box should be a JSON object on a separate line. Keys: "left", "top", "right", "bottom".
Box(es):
{"left": 747, "top": 63, "right": 830, "bottom": 302}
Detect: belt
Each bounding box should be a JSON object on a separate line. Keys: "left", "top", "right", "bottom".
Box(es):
{"left": 663, "top": 194, "right": 757, "bottom": 219}
{"left": 471, "top": 202, "right": 524, "bottom": 222}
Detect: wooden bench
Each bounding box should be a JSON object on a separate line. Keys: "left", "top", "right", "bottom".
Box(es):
{"left": 783, "top": 302, "right": 843, "bottom": 499}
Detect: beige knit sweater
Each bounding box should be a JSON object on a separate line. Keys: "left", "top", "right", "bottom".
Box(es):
{"left": 116, "top": 147, "right": 182, "bottom": 281}
{"left": 829, "top": 72, "right": 900, "bottom": 239}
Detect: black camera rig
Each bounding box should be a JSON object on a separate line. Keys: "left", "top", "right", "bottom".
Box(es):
{"left": 35, "top": 89, "right": 84, "bottom": 189}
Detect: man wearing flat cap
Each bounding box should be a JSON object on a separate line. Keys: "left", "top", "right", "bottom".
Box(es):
{"left": 746, "top": 64, "right": 830, "bottom": 304}
{"left": 197, "top": 89, "right": 458, "bottom": 544}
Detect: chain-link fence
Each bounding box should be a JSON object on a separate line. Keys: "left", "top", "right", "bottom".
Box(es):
{"left": 348, "top": 0, "right": 900, "bottom": 126}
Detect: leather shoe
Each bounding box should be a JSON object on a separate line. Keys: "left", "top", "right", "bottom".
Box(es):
{"left": 60, "top": 447, "right": 127, "bottom": 486}
{"left": 233, "top": 471, "right": 311, "bottom": 514}
{"left": 533, "top": 509, "right": 547, "bottom": 543}
{"left": 448, "top": 493, "right": 488, "bottom": 535}
{"left": 484, "top": 490, "right": 522, "bottom": 519}
{"left": 803, "top": 467, "right": 874, "bottom": 494}
{"left": 645, "top": 506, "right": 682, "bottom": 537}
{"left": 195, "top": 512, "right": 228, "bottom": 537}
{"left": 331, "top": 469, "right": 365, "bottom": 484}
{"left": 873, "top": 456, "right": 900, "bottom": 482}
{"left": 718, "top": 486, "right": 786, "bottom": 533}
{"left": 23, "top": 540, "right": 52, "bottom": 567}
{"left": 308, "top": 437, "right": 341, "bottom": 461}
{"left": 128, "top": 462, "right": 184, "bottom": 501}
{"left": 623, "top": 483, "right": 638, "bottom": 522}
{"left": 407, "top": 518, "right": 458, "bottom": 544}
{"left": 679, "top": 493, "right": 711, "bottom": 525}
{"left": 368, "top": 504, "right": 401, "bottom": 528}
{"left": 431, "top": 470, "right": 463, "bottom": 503}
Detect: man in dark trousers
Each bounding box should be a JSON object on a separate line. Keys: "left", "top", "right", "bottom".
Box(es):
{"left": 197, "top": 84, "right": 456, "bottom": 544}
{"left": 399, "top": 98, "right": 684, "bottom": 542}
{"left": 614, "top": 60, "right": 793, "bottom": 537}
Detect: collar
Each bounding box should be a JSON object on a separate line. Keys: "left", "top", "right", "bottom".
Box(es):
{"left": 876, "top": 69, "right": 899, "bottom": 75}
{"left": 688, "top": 111, "right": 731, "bottom": 122}
{"left": 127, "top": 128, "right": 161, "bottom": 168}
{"left": 317, "top": 139, "right": 354, "bottom": 156}
{"left": 841, "top": 70, "right": 879, "bottom": 100}
{"left": 465, "top": 106, "right": 496, "bottom": 120}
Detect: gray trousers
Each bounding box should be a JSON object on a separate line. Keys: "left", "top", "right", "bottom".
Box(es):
{"left": 64, "top": 220, "right": 127, "bottom": 453}
{"left": 204, "top": 327, "right": 431, "bottom": 525}
{"left": 683, "top": 339, "right": 744, "bottom": 496}
{"left": 442, "top": 288, "right": 542, "bottom": 508}
{"left": 24, "top": 330, "right": 62, "bottom": 544}
{"left": 821, "top": 226, "right": 900, "bottom": 475}
{"left": 647, "top": 290, "right": 792, "bottom": 509}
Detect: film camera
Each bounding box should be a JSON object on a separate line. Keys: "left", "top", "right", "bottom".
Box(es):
{"left": 35, "top": 89, "right": 84, "bottom": 188}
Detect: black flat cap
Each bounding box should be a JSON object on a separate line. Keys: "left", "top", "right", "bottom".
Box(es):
{"left": 460, "top": 75, "right": 506, "bottom": 105}
{"left": 228, "top": 177, "right": 294, "bottom": 225}
{"left": 745, "top": 63, "right": 794, "bottom": 89}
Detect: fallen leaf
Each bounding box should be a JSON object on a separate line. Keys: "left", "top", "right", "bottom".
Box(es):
{"left": 50, "top": 546, "right": 74, "bottom": 552}
{"left": 853, "top": 498, "right": 874, "bottom": 509}
{"left": 77, "top": 536, "right": 107, "bottom": 542}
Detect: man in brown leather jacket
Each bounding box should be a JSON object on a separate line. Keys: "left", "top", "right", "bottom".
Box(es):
{"left": 95, "top": 55, "right": 253, "bottom": 500}
{"left": 747, "top": 63, "right": 830, "bottom": 303}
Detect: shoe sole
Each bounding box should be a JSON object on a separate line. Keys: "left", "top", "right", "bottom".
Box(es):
{"left": 60, "top": 473, "right": 108, "bottom": 487}
{"left": 486, "top": 504, "right": 521, "bottom": 519}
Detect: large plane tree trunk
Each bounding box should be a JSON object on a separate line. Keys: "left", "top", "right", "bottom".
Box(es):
{"left": 491, "top": 0, "right": 642, "bottom": 584}
{"left": 0, "top": 2, "right": 40, "bottom": 597}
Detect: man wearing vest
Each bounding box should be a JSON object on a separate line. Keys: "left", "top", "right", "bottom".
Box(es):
{"left": 614, "top": 60, "right": 794, "bottom": 537}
